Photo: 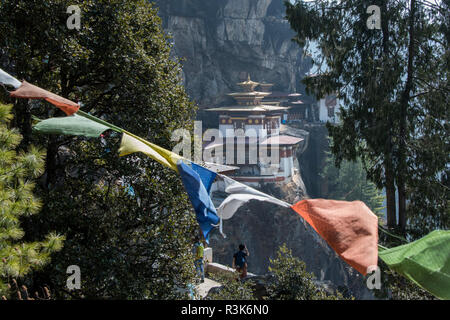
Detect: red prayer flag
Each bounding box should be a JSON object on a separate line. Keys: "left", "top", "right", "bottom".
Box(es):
{"left": 291, "top": 199, "right": 378, "bottom": 275}
{"left": 10, "top": 80, "right": 79, "bottom": 115}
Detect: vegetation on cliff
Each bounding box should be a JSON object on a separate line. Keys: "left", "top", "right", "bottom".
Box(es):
{"left": 266, "top": 244, "right": 348, "bottom": 300}
{"left": 206, "top": 273, "right": 257, "bottom": 300}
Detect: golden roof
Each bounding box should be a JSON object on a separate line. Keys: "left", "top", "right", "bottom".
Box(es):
{"left": 237, "top": 74, "right": 259, "bottom": 92}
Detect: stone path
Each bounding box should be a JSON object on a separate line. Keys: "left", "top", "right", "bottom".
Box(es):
{"left": 195, "top": 278, "right": 222, "bottom": 299}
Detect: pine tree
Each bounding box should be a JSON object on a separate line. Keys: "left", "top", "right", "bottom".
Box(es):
{"left": 321, "top": 150, "right": 385, "bottom": 217}
{"left": 266, "top": 244, "right": 349, "bottom": 300}
{"left": 285, "top": 0, "right": 449, "bottom": 235}
{"left": 0, "top": 103, "right": 64, "bottom": 298}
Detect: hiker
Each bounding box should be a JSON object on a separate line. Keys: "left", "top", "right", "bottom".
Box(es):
{"left": 193, "top": 236, "right": 205, "bottom": 283}
{"left": 232, "top": 244, "right": 250, "bottom": 280}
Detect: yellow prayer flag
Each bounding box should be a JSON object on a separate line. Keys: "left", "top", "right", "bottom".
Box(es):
{"left": 118, "top": 132, "right": 182, "bottom": 172}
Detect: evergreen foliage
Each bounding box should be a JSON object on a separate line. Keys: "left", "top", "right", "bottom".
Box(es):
{"left": 285, "top": 0, "right": 449, "bottom": 236}
{"left": 0, "top": 103, "right": 64, "bottom": 298}
{"left": 266, "top": 244, "right": 349, "bottom": 300}
{"left": 206, "top": 273, "right": 256, "bottom": 300}
{"left": 321, "top": 150, "right": 385, "bottom": 217}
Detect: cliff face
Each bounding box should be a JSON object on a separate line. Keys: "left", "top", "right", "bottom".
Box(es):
{"left": 155, "top": 0, "right": 311, "bottom": 106}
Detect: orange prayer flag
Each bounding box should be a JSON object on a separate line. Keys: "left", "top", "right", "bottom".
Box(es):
{"left": 10, "top": 80, "right": 79, "bottom": 115}
{"left": 291, "top": 199, "right": 378, "bottom": 275}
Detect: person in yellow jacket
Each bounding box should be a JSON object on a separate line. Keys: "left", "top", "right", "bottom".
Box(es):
{"left": 193, "top": 236, "right": 205, "bottom": 283}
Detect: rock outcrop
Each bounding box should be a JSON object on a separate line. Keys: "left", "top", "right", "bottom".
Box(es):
{"left": 155, "top": 0, "right": 311, "bottom": 106}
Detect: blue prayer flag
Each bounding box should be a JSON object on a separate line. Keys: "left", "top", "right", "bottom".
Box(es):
{"left": 191, "top": 162, "right": 216, "bottom": 194}
{"left": 177, "top": 160, "right": 219, "bottom": 242}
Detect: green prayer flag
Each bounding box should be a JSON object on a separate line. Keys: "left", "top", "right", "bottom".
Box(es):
{"left": 33, "top": 114, "right": 112, "bottom": 137}
{"left": 76, "top": 110, "right": 123, "bottom": 133}
{"left": 379, "top": 230, "right": 450, "bottom": 300}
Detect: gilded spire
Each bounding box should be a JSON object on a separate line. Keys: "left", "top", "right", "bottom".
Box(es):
{"left": 237, "top": 74, "right": 259, "bottom": 92}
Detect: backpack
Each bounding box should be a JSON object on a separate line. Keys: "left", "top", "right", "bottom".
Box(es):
{"left": 234, "top": 251, "right": 246, "bottom": 268}
{"left": 195, "top": 242, "right": 204, "bottom": 260}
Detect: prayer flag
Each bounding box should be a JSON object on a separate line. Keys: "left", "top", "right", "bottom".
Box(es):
{"left": 216, "top": 175, "right": 290, "bottom": 220}
{"left": 10, "top": 80, "right": 79, "bottom": 115}
{"left": 213, "top": 174, "right": 290, "bottom": 237}
{"left": 379, "top": 230, "right": 450, "bottom": 300}
{"left": 0, "top": 68, "right": 21, "bottom": 89}
{"left": 177, "top": 160, "right": 219, "bottom": 243}
{"left": 119, "top": 132, "right": 182, "bottom": 171}
{"left": 33, "top": 114, "right": 111, "bottom": 138}
{"left": 191, "top": 162, "right": 217, "bottom": 194}
{"left": 291, "top": 199, "right": 379, "bottom": 275}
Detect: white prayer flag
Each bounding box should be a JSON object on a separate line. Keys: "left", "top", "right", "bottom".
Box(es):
{"left": 0, "top": 68, "right": 21, "bottom": 89}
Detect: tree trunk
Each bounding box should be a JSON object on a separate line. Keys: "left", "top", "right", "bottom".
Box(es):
{"left": 398, "top": 180, "right": 406, "bottom": 231}
{"left": 12, "top": 99, "right": 32, "bottom": 150}
{"left": 379, "top": 1, "right": 398, "bottom": 229}
{"left": 385, "top": 159, "right": 397, "bottom": 228}
{"left": 398, "top": 0, "right": 417, "bottom": 232}
{"left": 44, "top": 136, "right": 59, "bottom": 190}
